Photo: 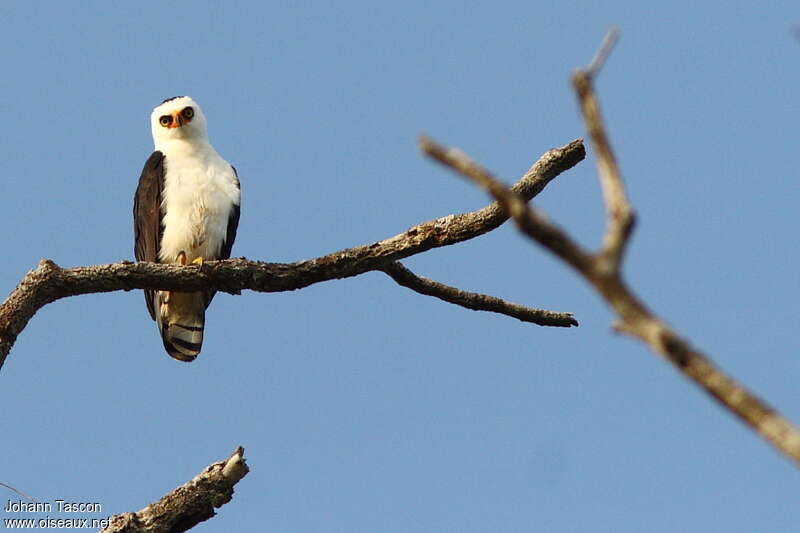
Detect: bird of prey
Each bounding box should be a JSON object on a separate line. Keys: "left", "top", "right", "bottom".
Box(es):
{"left": 134, "top": 96, "right": 241, "bottom": 361}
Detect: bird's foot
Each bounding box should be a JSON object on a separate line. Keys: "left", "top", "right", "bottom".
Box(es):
{"left": 191, "top": 256, "right": 205, "bottom": 266}
{"left": 177, "top": 251, "right": 188, "bottom": 266}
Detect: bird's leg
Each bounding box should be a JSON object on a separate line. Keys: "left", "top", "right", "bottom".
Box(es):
{"left": 191, "top": 256, "right": 204, "bottom": 266}
{"left": 166, "top": 251, "right": 189, "bottom": 303}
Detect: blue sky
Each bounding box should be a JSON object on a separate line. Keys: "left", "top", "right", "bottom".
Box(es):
{"left": 2, "top": 2, "right": 800, "bottom": 532}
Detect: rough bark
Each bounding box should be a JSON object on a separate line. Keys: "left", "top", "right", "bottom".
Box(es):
{"left": 100, "top": 447, "right": 249, "bottom": 533}
{"left": 0, "top": 139, "right": 585, "bottom": 369}
{"left": 381, "top": 262, "right": 577, "bottom": 326}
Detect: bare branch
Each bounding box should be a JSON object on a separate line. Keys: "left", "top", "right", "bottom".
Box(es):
{"left": 0, "top": 140, "right": 585, "bottom": 369}
{"left": 100, "top": 447, "right": 249, "bottom": 533}
{"left": 573, "top": 29, "right": 634, "bottom": 271}
{"left": 419, "top": 136, "right": 594, "bottom": 277}
{"left": 419, "top": 31, "right": 800, "bottom": 466}
{"left": 381, "top": 261, "right": 578, "bottom": 327}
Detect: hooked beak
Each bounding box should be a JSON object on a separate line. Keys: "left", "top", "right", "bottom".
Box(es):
{"left": 169, "top": 111, "right": 185, "bottom": 129}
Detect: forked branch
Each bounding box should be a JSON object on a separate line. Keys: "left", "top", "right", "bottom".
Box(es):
{"left": 420, "top": 30, "right": 800, "bottom": 466}
{"left": 0, "top": 140, "right": 585, "bottom": 369}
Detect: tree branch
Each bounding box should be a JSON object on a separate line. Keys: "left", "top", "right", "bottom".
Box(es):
{"left": 418, "top": 30, "right": 800, "bottom": 467}
{"left": 100, "top": 447, "right": 249, "bottom": 533}
{"left": 572, "top": 28, "right": 634, "bottom": 272}
{"left": 419, "top": 138, "right": 595, "bottom": 277}
{"left": 0, "top": 140, "right": 585, "bottom": 369}
{"left": 380, "top": 261, "right": 578, "bottom": 327}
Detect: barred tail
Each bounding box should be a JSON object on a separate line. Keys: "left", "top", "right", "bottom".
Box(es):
{"left": 155, "top": 291, "right": 206, "bottom": 362}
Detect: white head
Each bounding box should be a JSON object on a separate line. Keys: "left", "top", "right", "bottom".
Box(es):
{"left": 150, "top": 96, "right": 209, "bottom": 149}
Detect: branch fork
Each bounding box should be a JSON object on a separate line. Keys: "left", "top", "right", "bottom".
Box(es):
{"left": 419, "top": 29, "right": 800, "bottom": 467}
{"left": 0, "top": 140, "right": 586, "bottom": 368}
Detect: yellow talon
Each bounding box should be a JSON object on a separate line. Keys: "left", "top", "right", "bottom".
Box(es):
{"left": 177, "top": 251, "right": 188, "bottom": 266}
{"left": 191, "top": 256, "right": 205, "bottom": 266}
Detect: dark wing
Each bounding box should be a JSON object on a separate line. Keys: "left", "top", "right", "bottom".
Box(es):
{"left": 204, "top": 165, "right": 241, "bottom": 308}
{"left": 220, "top": 165, "right": 241, "bottom": 260}
{"left": 133, "top": 151, "right": 165, "bottom": 320}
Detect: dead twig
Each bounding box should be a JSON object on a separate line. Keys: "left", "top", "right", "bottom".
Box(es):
{"left": 381, "top": 261, "right": 577, "bottom": 327}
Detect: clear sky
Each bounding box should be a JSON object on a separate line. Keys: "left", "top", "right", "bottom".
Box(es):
{"left": 2, "top": 2, "right": 799, "bottom": 532}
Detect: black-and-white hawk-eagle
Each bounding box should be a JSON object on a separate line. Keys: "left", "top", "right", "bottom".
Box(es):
{"left": 134, "top": 96, "right": 241, "bottom": 362}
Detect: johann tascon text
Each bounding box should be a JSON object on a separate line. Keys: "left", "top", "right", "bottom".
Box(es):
{"left": 4, "top": 499, "right": 107, "bottom": 528}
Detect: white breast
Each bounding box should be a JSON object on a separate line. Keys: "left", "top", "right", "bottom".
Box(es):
{"left": 159, "top": 140, "right": 240, "bottom": 264}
